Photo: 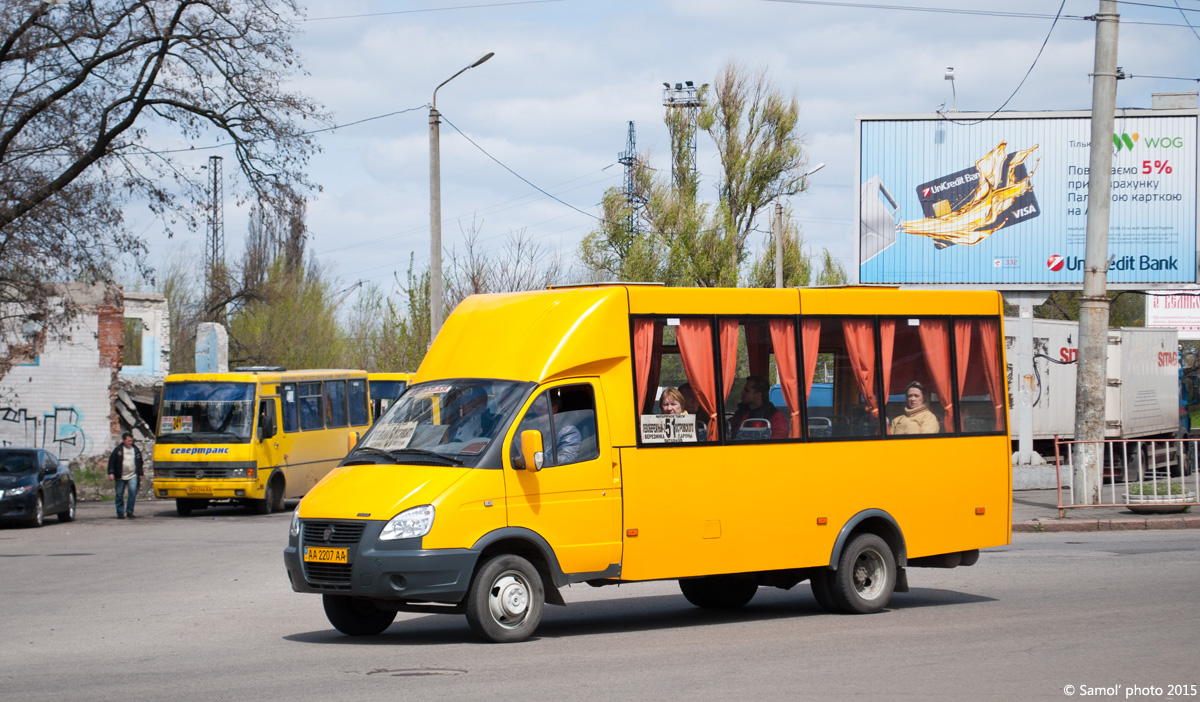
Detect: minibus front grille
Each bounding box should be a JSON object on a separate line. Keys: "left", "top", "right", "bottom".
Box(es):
{"left": 303, "top": 563, "right": 353, "bottom": 588}
{"left": 301, "top": 522, "right": 365, "bottom": 545}
{"left": 173, "top": 468, "right": 228, "bottom": 479}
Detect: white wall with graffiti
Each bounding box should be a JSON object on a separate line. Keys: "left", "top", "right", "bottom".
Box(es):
{"left": 0, "top": 284, "right": 125, "bottom": 460}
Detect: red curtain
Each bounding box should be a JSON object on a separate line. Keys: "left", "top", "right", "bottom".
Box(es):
{"left": 677, "top": 319, "right": 718, "bottom": 441}
{"left": 917, "top": 319, "right": 953, "bottom": 433}
{"left": 769, "top": 319, "right": 800, "bottom": 438}
{"left": 633, "top": 319, "right": 654, "bottom": 416}
{"left": 879, "top": 319, "right": 896, "bottom": 434}
{"left": 746, "top": 321, "right": 772, "bottom": 378}
{"left": 802, "top": 319, "right": 821, "bottom": 400}
{"left": 842, "top": 319, "right": 878, "bottom": 418}
{"left": 719, "top": 320, "right": 740, "bottom": 438}
{"left": 954, "top": 319, "right": 974, "bottom": 430}
{"left": 976, "top": 319, "right": 1006, "bottom": 430}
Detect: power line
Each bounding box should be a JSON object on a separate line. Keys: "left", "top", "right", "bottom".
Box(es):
{"left": 760, "top": 0, "right": 1200, "bottom": 28}
{"left": 937, "top": 0, "right": 1067, "bottom": 126}
{"left": 150, "top": 105, "right": 428, "bottom": 155}
{"left": 306, "top": 0, "right": 565, "bottom": 22}
{"left": 438, "top": 112, "right": 603, "bottom": 222}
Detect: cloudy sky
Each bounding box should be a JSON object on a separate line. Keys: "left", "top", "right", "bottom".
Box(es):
{"left": 135, "top": 0, "right": 1200, "bottom": 294}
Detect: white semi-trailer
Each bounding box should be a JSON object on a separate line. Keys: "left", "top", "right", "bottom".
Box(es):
{"left": 1005, "top": 318, "right": 1180, "bottom": 442}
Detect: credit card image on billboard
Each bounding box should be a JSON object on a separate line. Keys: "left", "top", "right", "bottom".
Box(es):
{"left": 914, "top": 151, "right": 1040, "bottom": 246}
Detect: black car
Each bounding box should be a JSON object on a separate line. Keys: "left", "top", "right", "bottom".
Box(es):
{"left": 0, "top": 448, "right": 76, "bottom": 527}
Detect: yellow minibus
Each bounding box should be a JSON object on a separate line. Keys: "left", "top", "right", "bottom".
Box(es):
{"left": 366, "top": 372, "right": 414, "bottom": 421}
{"left": 283, "top": 286, "right": 1011, "bottom": 642}
{"left": 153, "top": 368, "right": 372, "bottom": 516}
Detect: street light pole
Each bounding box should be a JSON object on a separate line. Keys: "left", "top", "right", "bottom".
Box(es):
{"left": 429, "top": 51, "right": 494, "bottom": 344}
{"left": 776, "top": 162, "right": 825, "bottom": 288}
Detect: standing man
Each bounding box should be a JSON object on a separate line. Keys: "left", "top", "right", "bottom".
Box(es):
{"left": 107, "top": 432, "right": 144, "bottom": 519}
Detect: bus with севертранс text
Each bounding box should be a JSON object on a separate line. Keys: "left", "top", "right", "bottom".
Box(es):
{"left": 283, "top": 284, "right": 1011, "bottom": 642}
{"left": 153, "top": 367, "right": 373, "bottom": 516}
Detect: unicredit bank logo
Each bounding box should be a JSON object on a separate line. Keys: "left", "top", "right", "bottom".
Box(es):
{"left": 1047, "top": 255, "right": 1065, "bottom": 272}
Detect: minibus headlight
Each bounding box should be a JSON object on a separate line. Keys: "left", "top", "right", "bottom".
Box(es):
{"left": 380, "top": 505, "right": 435, "bottom": 541}
{"left": 289, "top": 507, "right": 300, "bottom": 537}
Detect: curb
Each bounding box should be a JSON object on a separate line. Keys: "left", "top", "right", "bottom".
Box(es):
{"left": 1014, "top": 516, "right": 1200, "bottom": 532}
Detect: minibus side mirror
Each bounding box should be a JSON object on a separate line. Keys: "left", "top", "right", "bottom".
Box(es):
{"left": 347, "top": 430, "right": 360, "bottom": 453}
{"left": 520, "top": 430, "right": 545, "bottom": 472}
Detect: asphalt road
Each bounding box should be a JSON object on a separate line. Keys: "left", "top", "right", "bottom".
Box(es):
{"left": 2, "top": 499, "right": 1198, "bottom": 702}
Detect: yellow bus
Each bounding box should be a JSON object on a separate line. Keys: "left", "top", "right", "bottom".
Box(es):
{"left": 153, "top": 368, "right": 372, "bottom": 516}
{"left": 283, "top": 286, "right": 1010, "bottom": 642}
{"left": 366, "top": 372, "right": 414, "bottom": 421}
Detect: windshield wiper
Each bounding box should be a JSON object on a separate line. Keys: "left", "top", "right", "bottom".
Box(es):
{"left": 394, "top": 448, "right": 465, "bottom": 466}
{"left": 353, "top": 446, "right": 464, "bottom": 466}
{"left": 351, "top": 446, "right": 406, "bottom": 463}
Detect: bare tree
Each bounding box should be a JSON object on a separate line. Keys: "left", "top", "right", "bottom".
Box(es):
{"left": 0, "top": 0, "right": 326, "bottom": 381}
{"left": 446, "top": 219, "right": 565, "bottom": 311}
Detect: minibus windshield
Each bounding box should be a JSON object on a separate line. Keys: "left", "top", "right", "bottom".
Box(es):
{"left": 356, "top": 379, "right": 530, "bottom": 466}
{"left": 157, "top": 382, "right": 256, "bottom": 444}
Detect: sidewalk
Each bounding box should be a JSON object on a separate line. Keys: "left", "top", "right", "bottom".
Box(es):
{"left": 1012, "top": 488, "right": 1200, "bottom": 532}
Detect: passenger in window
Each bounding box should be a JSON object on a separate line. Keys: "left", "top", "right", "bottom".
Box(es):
{"left": 729, "top": 376, "right": 788, "bottom": 440}
{"left": 891, "top": 381, "right": 939, "bottom": 435}
{"left": 444, "top": 387, "right": 497, "bottom": 444}
{"left": 661, "top": 387, "right": 705, "bottom": 441}
{"left": 513, "top": 392, "right": 581, "bottom": 465}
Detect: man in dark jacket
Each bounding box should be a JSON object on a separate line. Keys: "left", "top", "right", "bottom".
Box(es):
{"left": 107, "top": 432, "right": 144, "bottom": 519}
{"left": 729, "top": 376, "right": 788, "bottom": 440}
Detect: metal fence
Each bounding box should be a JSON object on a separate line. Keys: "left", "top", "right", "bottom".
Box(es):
{"left": 1053, "top": 436, "right": 1200, "bottom": 513}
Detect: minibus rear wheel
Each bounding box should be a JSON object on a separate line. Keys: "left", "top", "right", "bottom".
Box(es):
{"left": 678, "top": 575, "right": 757, "bottom": 609}
{"left": 465, "top": 554, "right": 545, "bottom": 643}
{"left": 322, "top": 595, "right": 396, "bottom": 636}
{"left": 831, "top": 533, "right": 896, "bottom": 614}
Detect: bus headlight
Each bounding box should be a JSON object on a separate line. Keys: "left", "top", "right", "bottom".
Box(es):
{"left": 289, "top": 507, "right": 300, "bottom": 537}
{"left": 380, "top": 505, "right": 435, "bottom": 541}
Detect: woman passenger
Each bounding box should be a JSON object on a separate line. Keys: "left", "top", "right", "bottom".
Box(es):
{"left": 662, "top": 386, "right": 705, "bottom": 441}
{"left": 891, "top": 381, "right": 939, "bottom": 435}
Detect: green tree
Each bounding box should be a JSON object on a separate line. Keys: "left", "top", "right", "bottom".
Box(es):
{"left": 226, "top": 257, "right": 347, "bottom": 369}
{"left": 813, "top": 249, "right": 850, "bottom": 286}
{"left": 579, "top": 61, "right": 814, "bottom": 287}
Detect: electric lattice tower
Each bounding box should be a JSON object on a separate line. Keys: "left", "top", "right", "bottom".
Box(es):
{"left": 205, "top": 155, "right": 225, "bottom": 303}
{"left": 617, "top": 121, "right": 639, "bottom": 234}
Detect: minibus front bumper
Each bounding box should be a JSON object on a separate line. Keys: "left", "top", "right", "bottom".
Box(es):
{"left": 153, "top": 478, "right": 262, "bottom": 500}
{"left": 284, "top": 519, "right": 479, "bottom": 603}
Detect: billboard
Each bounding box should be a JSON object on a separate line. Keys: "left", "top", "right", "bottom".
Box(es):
{"left": 1145, "top": 290, "right": 1200, "bottom": 340}
{"left": 857, "top": 110, "right": 1199, "bottom": 287}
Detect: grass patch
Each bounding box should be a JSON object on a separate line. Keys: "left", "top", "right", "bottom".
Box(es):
{"left": 1126, "top": 481, "right": 1188, "bottom": 496}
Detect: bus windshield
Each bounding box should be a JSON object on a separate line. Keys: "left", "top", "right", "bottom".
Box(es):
{"left": 356, "top": 379, "right": 530, "bottom": 467}
{"left": 157, "top": 382, "right": 256, "bottom": 444}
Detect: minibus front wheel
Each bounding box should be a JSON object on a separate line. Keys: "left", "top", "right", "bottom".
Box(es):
{"left": 465, "top": 554, "right": 545, "bottom": 643}
{"left": 323, "top": 595, "right": 396, "bottom": 636}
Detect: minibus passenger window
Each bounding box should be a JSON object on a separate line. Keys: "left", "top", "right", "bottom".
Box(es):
{"left": 632, "top": 317, "right": 720, "bottom": 443}
{"left": 299, "top": 382, "right": 323, "bottom": 431}
{"left": 325, "top": 380, "right": 348, "bottom": 428}
{"left": 348, "top": 379, "right": 369, "bottom": 426}
{"left": 883, "top": 317, "right": 955, "bottom": 436}
{"left": 807, "top": 318, "right": 882, "bottom": 439}
{"left": 718, "top": 318, "right": 800, "bottom": 442}
{"left": 955, "top": 318, "right": 1007, "bottom": 433}
{"left": 281, "top": 383, "right": 298, "bottom": 433}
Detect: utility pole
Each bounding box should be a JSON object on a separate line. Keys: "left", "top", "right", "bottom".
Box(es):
{"left": 1073, "top": 0, "right": 1120, "bottom": 505}
{"left": 774, "top": 202, "right": 784, "bottom": 288}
